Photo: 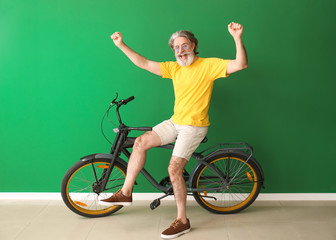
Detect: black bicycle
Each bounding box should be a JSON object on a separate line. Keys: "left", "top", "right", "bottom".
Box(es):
{"left": 61, "top": 94, "right": 265, "bottom": 218}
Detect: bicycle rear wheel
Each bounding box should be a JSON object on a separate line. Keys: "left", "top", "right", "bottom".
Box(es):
{"left": 61, "top": 159, "right": 127, "bottom": 218}
{"left": 192, "top": 152, "right": 261, "bottom": 214}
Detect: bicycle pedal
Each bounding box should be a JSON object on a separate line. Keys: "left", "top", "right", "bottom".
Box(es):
{"left": 150, "top": 199, "right": 161, "bottom": 210}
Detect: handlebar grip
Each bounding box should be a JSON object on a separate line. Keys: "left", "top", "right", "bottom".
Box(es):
{"left": 123, "top": 96, "right": 135, "bottom": 105}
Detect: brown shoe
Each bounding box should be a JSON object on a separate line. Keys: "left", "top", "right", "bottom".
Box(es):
{"left": 161, "top": 219, "right": 191, "bottom": 239}
{"left": 100, "top": 189, "right": 132, "bottom": 206}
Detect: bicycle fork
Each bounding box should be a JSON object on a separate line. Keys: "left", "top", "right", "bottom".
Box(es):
{"left": 93, "top": 127, "right": 128, "bottom": 194}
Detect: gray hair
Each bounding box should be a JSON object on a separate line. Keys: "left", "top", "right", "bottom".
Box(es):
{"left": 168, "top": 30, "right": 199, "bottom": 55}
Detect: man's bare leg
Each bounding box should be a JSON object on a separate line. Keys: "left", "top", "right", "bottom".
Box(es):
{"left": 168, "top": 156, "right": 188, "bottom": 223}
{"left": 121, "top": 131, "right": 161, "bottom": 197}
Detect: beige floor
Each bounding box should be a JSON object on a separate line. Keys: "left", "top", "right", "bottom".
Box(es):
{"left": 0, "top": 200, "right": 336, "bottom": 240}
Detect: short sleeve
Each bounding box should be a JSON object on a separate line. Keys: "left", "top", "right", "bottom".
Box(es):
{"left": 159, "top": 61, "right": 176, "bottom": 79}
{"left": 209, "top": 58, "right": 230, "bottom": 80}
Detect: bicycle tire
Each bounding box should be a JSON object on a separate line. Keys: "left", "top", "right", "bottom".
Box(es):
{"left": 61, "top": 158, "right": 127, "bottom": 218}
{"left": 191, "top": 152, "right": 262, "bottom": 214}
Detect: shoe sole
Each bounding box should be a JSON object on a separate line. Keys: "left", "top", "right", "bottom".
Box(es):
{"left": 99, "top": 201, "right": 132, "bottom": 206}
{"left": 161, "top": 228, "right": 190, "bottom": 239}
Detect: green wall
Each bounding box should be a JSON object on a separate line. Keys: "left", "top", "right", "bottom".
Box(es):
{"left": 1, "top": 0, "right": 336, "bottom": 193}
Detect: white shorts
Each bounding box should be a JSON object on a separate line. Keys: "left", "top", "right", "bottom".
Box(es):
{"left": 152, "top": 119, "right": 208, "bottom": 161}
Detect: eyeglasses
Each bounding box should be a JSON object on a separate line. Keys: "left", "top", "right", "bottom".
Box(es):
{"left": 174, "top": 43, "right": 190, "bottom": 52}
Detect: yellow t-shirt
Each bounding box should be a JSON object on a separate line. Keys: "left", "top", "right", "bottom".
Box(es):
{"left": 160, "top": 57, "right": 230, "bottom": 127}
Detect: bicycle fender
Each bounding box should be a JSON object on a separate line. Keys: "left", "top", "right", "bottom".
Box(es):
{"left": 80, "top": 153, "right": 128, "bottom": 171}
{"left": 191, "top": 149, "right": 265, "bottom": 188}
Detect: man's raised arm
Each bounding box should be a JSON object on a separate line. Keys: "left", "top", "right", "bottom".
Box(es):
{"left": 111, "top": 32, "right": 162, "bottom": 76}
{"left": 226, "top": 22, "right": 248, "bottom": 75}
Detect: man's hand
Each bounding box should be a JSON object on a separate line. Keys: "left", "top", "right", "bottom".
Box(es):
{"left": 226, "top": 22, "right": 247, "bottom": 75}
{"left": 109, "top": 31, "right": 162, "bottom": 76}
{"left": 228, "top": 22, "right": 243, "bottom": 40}
{"left": 111, "top": 32, "right": 124, "bottom": 48}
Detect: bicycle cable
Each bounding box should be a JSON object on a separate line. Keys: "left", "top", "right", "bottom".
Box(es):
{"left": 101, "top": 104, "right": 115, "bottom": 145}
{"left": 107, "top": 105, "right": 118, "bottom": 127}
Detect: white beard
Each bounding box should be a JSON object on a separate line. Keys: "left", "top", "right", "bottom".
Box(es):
{"left": 175, "top": 51, "right": 195, "bottom": 67}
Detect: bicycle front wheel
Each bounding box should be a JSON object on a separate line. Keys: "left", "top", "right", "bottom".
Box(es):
{"left": 61, "top": 159, "right": 127, "bottom": 218}
{"left": 192, "top": 153, "right": 262, "bottom": 214}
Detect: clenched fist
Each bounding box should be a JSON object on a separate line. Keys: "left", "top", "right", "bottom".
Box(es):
{"left": 228, "top": 22, "right": 243, "bottom": 39}
{"left": 111, "top": 32, "right": 124, "bottom": 47}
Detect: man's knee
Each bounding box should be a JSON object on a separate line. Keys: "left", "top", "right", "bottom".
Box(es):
{"left": 134, "top": 135, "right": 149, "bottom": 151}
{"left": 168, "top": 157, "right": 187, "bottom": 182}
{"left": 134, "top": 131, "right": 160, "bottom": 151}
{"left": 168, "top": 164, "right": 176, "bottom": 178}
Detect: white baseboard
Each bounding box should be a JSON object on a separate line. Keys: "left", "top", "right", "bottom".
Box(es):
{"left": 0, "top": 193, "right": 336, "bottom": 201}
{"left": 256, "top": 193, "right": 336, "bottom": 201}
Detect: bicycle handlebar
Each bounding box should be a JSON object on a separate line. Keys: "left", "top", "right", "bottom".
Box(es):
{"left": 102, "top": 94, "right": 149, "bottom": 145}
{"left": 111, "top": 94, "right": 135, "bottom": 107}
{"left": 109, "top": 94, "right": 135, "bottom": 125}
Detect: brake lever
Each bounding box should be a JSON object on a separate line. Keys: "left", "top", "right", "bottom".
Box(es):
{"left": 111, "top": 92, "right": 119, "bottom": 105}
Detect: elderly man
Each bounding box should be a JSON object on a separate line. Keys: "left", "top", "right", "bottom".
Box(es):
{"left": 101, "top": 22, "right": 248, "bottom": 239}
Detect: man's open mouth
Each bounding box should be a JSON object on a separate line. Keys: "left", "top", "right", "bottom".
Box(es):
{"left": 179, "top": 54, "right": 188, "bottom": 60}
